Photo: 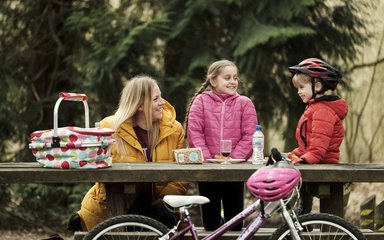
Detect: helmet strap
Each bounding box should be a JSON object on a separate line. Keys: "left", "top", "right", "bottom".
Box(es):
{"left": 311, "top": 78, "right": 317, "bottom": 99}
{"left": 311, "top": 78, "right": 327, "bottom": 99}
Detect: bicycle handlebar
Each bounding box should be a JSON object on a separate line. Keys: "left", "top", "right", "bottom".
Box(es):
{"left": 271, "top": 148, "right": 282, "bottom": 161}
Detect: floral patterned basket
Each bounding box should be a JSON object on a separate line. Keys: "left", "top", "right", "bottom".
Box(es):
{"left": 29, "top": 92, "right": 114, "bottom": 169}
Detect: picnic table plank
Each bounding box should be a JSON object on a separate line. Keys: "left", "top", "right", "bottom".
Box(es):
{"left": 1, "top": 162, "right": 384, "bottom": 183}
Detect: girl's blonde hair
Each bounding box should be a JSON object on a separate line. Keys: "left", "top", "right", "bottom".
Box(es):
{"left": 292, "top": 73, "right": 312, "bottom": 88}
{"left": 184, "top": 59, "right": 238, "bottom": 133}
{"left": 113, "top": 75, "right": 160, "bottom": 156}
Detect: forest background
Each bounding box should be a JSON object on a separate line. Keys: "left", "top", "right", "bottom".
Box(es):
{"left": 0, "top": 0, "right": 383, "bottom": 236}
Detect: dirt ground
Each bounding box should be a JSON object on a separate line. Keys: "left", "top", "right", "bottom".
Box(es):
{"left": 0, "top": 182, "right": 382, "bottom": 240}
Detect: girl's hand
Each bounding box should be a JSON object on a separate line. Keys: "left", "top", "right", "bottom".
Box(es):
{"left": 287, "top": 152, "right": 302, "bottom": 164}
{"left": 291, "top": 157, "right": 304, "bottom": 165}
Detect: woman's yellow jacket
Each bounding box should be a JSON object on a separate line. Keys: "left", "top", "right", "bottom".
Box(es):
{"left": 77, "top": 100, "right": 189, "bottom": 230}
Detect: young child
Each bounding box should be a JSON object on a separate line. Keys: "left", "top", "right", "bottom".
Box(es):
{"left": 288, "top": 57, "right": 348, "bottom": 214}
{"left": 185, "top": 59, "right": 257, "bottom": 231}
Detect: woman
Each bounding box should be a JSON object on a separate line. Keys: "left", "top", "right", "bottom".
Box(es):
{"left": 68, "top": 75, "right": 189, "bottom": 231}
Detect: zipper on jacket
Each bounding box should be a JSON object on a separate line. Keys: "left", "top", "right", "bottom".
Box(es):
{"left": 220, "top": 100, "right": 226, "bottom": 140}
{"left": 300, "top": 120, "right": 307, "bottom": 148}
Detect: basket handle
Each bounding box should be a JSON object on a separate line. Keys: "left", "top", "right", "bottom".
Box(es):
{"left": 53, "top": 92, "right": 90, "bottom": 138}
{"left": 58, "top": 92, "right": 88, "bottom": 101}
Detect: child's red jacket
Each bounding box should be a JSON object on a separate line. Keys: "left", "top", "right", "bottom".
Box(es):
{"left": 292, "top": 95, "right": 348, "bottom": 164}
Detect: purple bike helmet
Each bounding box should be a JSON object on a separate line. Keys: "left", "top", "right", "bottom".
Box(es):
{"left": 246, "top": 166, "right": 301, "bottom": 202}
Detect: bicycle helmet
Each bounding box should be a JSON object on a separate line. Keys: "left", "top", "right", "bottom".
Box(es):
{"left": 246, "top": 166, "right": 301, "bottom": 202}
{"left": 289, "top": 58, "right": 342, "bottom": 91}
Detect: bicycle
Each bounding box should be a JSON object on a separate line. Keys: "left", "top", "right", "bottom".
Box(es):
{"left": 83, "top": 148, "right": 366, "bottom": 240}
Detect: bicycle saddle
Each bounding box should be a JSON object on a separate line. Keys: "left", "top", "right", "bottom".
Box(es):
{"left": 163, "top": 195, "right": 210, "bottom": 208}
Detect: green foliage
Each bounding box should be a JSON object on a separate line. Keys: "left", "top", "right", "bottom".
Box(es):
{"left": 64, "top": 0, "right": 171, "bottom": 118}
{"left": 233, "top": 20, "right": 316, "bottom": 56}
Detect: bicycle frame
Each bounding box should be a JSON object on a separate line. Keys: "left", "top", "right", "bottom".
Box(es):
{"left": 160, "top": 195, "right": 298, "bottom": 240}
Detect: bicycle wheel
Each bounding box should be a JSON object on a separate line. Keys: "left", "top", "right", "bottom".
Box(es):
{"left": 269, "top": 213, "right": 366, "bottom": 240}
{"left": 84, "top": 214, "right": 170, "bottom": 240}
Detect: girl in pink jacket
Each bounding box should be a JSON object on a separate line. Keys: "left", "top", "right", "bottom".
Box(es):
{"left": 185, "top": 59, "right": 258, "bottom": 231}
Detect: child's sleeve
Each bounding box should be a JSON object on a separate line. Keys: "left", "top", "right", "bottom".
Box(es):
{"left": 187, "top": 96, "right": 212, "bottom": 159}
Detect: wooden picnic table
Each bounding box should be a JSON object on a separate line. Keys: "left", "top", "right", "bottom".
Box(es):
{"left": 1, "top": 161, "right": 384, "bottom": 219}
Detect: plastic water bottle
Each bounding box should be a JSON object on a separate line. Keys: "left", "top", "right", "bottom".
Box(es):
{"left": 252, "top": 125, "right": 264, "bottom": 164}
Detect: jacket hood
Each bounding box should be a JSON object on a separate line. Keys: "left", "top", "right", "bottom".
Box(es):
{"left": 160, "top": 100, "right": 177, "bottom": 127}
{"left": 313, "top": 95, "right": 348, "bottom": 120}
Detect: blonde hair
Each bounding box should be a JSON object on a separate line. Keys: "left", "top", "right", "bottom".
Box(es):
{"left": 113, "top": 75, "right": 160, "bottom": 156}
{"left": 184, "top": 59, "right": 238, "bottom": 133}
{"left": 292, "top": 73, "right": 312, "bottom": 88}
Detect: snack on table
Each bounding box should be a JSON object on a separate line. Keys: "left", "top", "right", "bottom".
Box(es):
{"left": 173, "top": 148, "right": 203, "bottom": 164}
{"left": 214, "top": 155, "right": 230, "bottom": 160}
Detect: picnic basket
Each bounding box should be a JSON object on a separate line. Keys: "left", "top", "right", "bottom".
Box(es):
{"left": 29, "top": 92, "right": 114, "bottom": 169}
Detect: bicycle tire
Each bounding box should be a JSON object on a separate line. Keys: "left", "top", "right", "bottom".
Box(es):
{"left": 269, "top": 213, "right": 366, "bottom": 240}
{"left": 83, "top": 214, "right": 170, "bottom": 240}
